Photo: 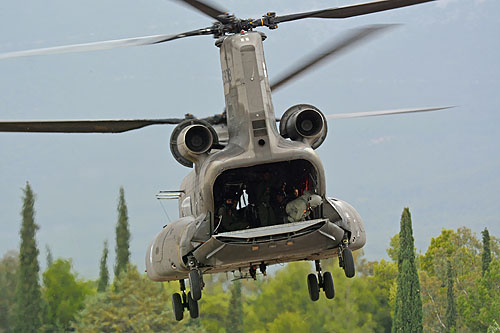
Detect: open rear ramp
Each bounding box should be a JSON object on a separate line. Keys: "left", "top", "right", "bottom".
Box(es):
{"left": 193, "top": 218, "right": 345, "bottom": 268}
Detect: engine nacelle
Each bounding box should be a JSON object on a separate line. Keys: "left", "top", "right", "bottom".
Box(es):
{"left": 279, "top": 104, "right": 327, "bottom": 149}
{"left": 170, "top": 119, "right": 218, "bottom": 168}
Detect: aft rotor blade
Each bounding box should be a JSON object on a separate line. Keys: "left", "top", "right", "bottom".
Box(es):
{"left": 177, "top": 0, "right": 227, "bottom": 22}
{"left": 0, "top": 119, "right": 186, "bottom": 133}
{"left": 325, "top": 106, "right": 455, "bottom": 120}
{"left": 0, "top": 28, "right": 212, "bottom": 60}
{"left": 274, "top": 0, "right": 435, "bottom": 24}
{"left": 270, "top": 24, "right": 394, "bottom": 92}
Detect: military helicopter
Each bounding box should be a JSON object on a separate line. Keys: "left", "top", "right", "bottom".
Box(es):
{"left": 0, "top": 0, "right": 449, "bottom": 321}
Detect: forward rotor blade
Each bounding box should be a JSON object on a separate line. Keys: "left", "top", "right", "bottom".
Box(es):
{"left": 0, "top": 28, "right": 212, "bottom": 60}
{"left": 0, "top": 119, "right": 186, "bottom": 133}
{"left": 270, "top": 24, "right": 394, "bottom": 92}
{"left": 325, "top": 106, "right": 455, "bottom": 120}
{"left": 274, "top": 0, "right": 435, "bottom": 24}
{"left": 177, "top": 0, "right": 227, "bottom": 22}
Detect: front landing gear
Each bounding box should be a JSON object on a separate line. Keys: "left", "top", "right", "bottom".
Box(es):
{"left": 307, "top": 260, "right": 335, "bottom": 301}
{"left": 172, "top": 279, "right": 200, "bottom": 321}
{"left": 339, "top": 246, "right": 355, "bottom": 278}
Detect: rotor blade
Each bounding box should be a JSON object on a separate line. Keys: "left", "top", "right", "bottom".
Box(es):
{"left": 0, "top": 28, "right": 212, "bottom": 60}
{"left": 0, "top": 119, "right": 186, "bottom": 133}
{"left": 270, "top": 24, "right": 394, "bottom": 92}
{"left": 325, "top": 106, "right": 455, "bottom": 120}
{"left": 274, "top": 0, "right": 435, "bottom": 24}
{"left": 177, "top": 0, "right": 227, "bottom": 22}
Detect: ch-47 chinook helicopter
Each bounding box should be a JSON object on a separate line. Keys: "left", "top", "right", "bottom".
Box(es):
{"left": 0, "top": 0, "right": 450, "bottom": 321}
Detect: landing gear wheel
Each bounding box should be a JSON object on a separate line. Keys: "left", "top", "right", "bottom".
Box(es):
{"left": 307, "top": 273, "right": 320, "bottom": 301}
{"left": 323, "top": 271, "right": 335, "bottom": 299}
{"left": 189, "top": 270, "right": 202, "bottom": 301}
{"left": 187, "top": 293, "right": 199, "bottom": 319}
{"left": 342, "top": 248, "right": 355, "bottom": 278}
{"left": 172, "top": 293, "right": 184, "bottom": 321}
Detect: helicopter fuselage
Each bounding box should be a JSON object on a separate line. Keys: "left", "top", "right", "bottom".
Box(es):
{"left": 145, "top": 31, "right": 365, "bottom": 282}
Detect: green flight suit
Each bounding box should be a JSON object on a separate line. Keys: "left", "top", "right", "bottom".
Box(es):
{"left": 218, "top": 206, "right": 248, "bottom": 232}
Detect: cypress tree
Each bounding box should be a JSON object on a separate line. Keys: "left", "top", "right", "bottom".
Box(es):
{"left": 445, "top": 260, "right": 456, "bottom": 333}
{"left": 98, "top": 240, "right": 110, "bottom": 292}
{"left": 392, "top": 208, "right": 423, "bottom": 333}
{"left": 481, "top": 228, "right": 491, "bottom": 275}
{"left": 114, "top": 187, "right": 131, "bottom": 279}
{"left": 13, "top": 182, "right": 42, "bottom": 332}
{"left": 226, "top": 280, "right": 244, "bottom": 333}
{"left": 45, "top": 244, "right": 53, "bottom": 267}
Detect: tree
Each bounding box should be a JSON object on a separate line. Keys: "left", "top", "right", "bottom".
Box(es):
{"left": 445, "top": 260, "right": 456, "bottom": 333}
{"left": 114, "top": 187, "right": 131, "bottom": 279}
{"left": 387, "top": 234, "right": 400, "bottom": 262}
{"left": 73, "top": 265, "right": 186, "bottom": 332}
{"left": 0, "top": 251, "right": 18, "bottom": 333}
{"left": 244, "top": 259, "right": 381, "bottom": 333}
{"left": 226, "top": 280, "right": 243, "bottom": 333}
{"left": 41, "top": 259, "right": 94, "bottom": 331}
{"left": 45, "top": 245, "right": 53, "bottom": 268}
{"left": 392, "top": 208, "right": 423, "bottom": 333}
{"left": 13, "top": 183, "right": 42, "bottom": 332}
{"left": 97, "top": 240, "right": 110, "bottom": 292}
{"left": 482, "top": 228, "right": 492, "bottom": 275}
{"left": 458, "top": 259, "right": 500, "bottom": 331}
{"left": 420, "top": 227, "right": 491, "bottom": 331}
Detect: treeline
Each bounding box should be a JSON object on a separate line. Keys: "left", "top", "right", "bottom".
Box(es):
{"left": 1, "top": 183, "right": 499, "bottom": 332}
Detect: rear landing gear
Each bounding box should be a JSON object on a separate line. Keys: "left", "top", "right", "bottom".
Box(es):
{"left": 307, "top": 273, "right": 320, "bottom": 301}
{"left": 172, "top": 279, "right": 200, "bottom": 321}
{"left": 307, "top": 260, "right": 335, "bottom": 301}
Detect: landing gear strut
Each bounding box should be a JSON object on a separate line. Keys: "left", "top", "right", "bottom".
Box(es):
{"left": 172, "top": 270, "right": 204, "bottom": 321}
{"left": 187, "top": 256, "right": 205, "bottom": 301}
{"left": 307, "top": 260, "right": 335, "bottom": 301}
{"left": 338, "top": 239, "right": 355, "bottom": 278}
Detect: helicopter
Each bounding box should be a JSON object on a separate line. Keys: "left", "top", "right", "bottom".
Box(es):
{"left": 0, "top": 0, "right": 451, "bottom": 321}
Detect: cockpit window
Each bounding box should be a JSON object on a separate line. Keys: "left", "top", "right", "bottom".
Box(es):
{"left": 181, "top": 196, "right": 192, "bottom": 217}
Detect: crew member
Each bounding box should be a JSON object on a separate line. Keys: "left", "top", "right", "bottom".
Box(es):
{"left": 271, "top": 191, "right": 287, "bottom": 224}
{"left": 285, "top": 191, "right": 323, "bottom": 223}
{"left": 217, "top": 198, "right": 248, "bottom": 232}
{"left": 254, "top": 171, "right": 276, "bottom": 227}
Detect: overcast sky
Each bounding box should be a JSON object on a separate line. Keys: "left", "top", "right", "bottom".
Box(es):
{"left": 1, "top": 0, "right": 499, "bottom": 279}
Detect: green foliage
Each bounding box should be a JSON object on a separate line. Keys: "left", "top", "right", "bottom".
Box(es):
{"left": 13, "top": 183, "right": 42, "bottom": 332}
{"left": 97, "top": 240, "right": 109, "bottom": 292}
{"left": 73, "top": 265, "right": 186, "bottom": 332}
{"left": 387, "top": 234, "right": 399, "bottom": 262}
{"left": 369, "top": 259, "right": 398, "bottom": 332}
{"left": 488, "top": 321, "right": 500, "bottom": 333}
{"left": 226, "top": 280, "right": 243, "bottom": 333}
{"left": 243, "top": 260, "right": 384, "bottom": 333}
{"left": 114, "top": 187, "right": 131, "bottom": 279}
{"left": 445, "top": 260, "right": 457, "bottom": 333}
{"left": 41, "top": 259, "right": 94, "bottom": 331}
{"left": 482, "top": 228, "right": 492, "bottom": 275}
{"left": 420, "top": 227, "right": 487, "bottom": 331}
{"left": 0, "top": 251, "right": 18, "bottom": 333}
{"left": 392, "top": 208, "right": 423, "bottom": 333}
{"left": 198, "top": 278, "right": 230, "bottom": 333}
{"left": 458, "top": 259, "right": 500, "bottom": 332}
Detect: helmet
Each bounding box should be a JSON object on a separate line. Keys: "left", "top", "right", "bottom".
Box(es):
{"left": 308, "top": 194, "right": 322, "bottom": 208}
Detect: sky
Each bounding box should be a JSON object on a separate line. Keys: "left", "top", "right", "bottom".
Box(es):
{"left": 0, "top": 0, "right": 499, "bottom": 279}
